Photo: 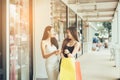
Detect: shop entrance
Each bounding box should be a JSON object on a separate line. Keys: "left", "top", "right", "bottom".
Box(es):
{"left": 0, "top": 0, "right": 33, "bottom": 80}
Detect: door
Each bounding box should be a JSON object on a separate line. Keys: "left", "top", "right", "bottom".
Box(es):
{"left": 9, "top": 0, "right": 33, "bottom": 80}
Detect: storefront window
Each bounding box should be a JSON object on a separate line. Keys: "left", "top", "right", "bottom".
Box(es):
{"left": 69, "top": 8, "right": 76, "bottom": 27}
{"left": 9, "top": 0, "right": 31, "bottom": 80}
{"left": 51, "top": 0, "right": 67, "bottom": 41}
{"left": 78, "top": 16, "right": 82, "bottom": 41}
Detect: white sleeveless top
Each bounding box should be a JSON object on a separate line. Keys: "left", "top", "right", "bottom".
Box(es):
{"left": 45, "top": 44, "right": 59, "bottom": 64}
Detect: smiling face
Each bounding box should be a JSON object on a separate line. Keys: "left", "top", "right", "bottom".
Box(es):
{"left": 65, "top": 27, "right": 79, "bottom": 41}
{"left": 48, "top": 27, "right": 55, "bottom": 38}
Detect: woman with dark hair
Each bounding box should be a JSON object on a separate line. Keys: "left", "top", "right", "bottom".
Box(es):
{"left": 41, "top": 26, "right": 60, "bottom": 80}
{"left": 61, "top": 27, "right": 80, "bottom": 58}
{"left": 60, "top": 27, "right": 80, "bottom": 80}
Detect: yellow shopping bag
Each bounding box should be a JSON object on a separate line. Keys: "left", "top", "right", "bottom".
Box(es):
{"left": 60, "top": 58, "right": 76, "bottom": 80}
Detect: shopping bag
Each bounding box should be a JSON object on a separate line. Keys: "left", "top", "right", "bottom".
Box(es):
{"left": 60, "top": 58, "right": 76, "bottom": 80}
{"left": 75, "top": 61, "right": 82, "bottom": 80}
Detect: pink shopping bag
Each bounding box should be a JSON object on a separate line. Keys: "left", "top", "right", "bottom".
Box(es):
{"left": 75, "top": 61, "right": 82, "bottom": 80}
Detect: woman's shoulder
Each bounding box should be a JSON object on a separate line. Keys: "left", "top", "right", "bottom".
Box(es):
{"left": 75, "top": 41, "right": 81, "bottom": 46}
{"left": 41, "top": 40, "right": 47, "bottom": 45}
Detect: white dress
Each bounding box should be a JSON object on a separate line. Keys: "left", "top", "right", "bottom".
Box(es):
{"left": 45, "top": 44, "right": 59, "bottom": 80}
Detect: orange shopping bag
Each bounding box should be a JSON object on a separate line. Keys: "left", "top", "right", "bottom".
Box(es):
{"left": 75, "top": 61, "right": 82, "bottom": 80}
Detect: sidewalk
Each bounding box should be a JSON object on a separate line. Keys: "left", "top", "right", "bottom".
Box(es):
{"left": 78, "top": 48, "right": 119, "bottom": 80}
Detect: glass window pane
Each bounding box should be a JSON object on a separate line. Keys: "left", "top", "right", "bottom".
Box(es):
{"left": 69, "top": 8, "right": 76, "bottom": 27}
{"left": 9, "top": 0, "right": 30, "bottom": 80}
{"left": 51, "top": 0, "right": 67, "bottom": 41}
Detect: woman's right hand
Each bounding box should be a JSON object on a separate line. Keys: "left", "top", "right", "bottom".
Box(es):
{"left": 67, "top": 53, "right": 73, "bottom": 58}
{"left": 54, "top": 49, "right": 61, "bottom": 55}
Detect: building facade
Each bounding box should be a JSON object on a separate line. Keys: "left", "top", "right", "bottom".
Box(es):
{"left": 1, "top": 0, "right": 120, "bottom": 80}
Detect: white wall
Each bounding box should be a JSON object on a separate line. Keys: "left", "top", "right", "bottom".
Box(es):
{"left": 83, "top": 27, "right": 89, "bottom": 53}
{"left": 83, "top": 23, "right": 97, "bottom": 54}
{"left": 33, "top": 0, "right": 51, "bottom": 79}
{"left": 111, "top": 3, "right": 120, "bottom": 68}
{"left": 88, "top": 25, "right": 97, "bottom": 52}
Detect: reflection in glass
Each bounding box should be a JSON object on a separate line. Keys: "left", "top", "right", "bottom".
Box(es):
{"left": 78, "top": 16, "right": 82, "bottom": 41}
{"left": 69, "top": 8, "right": 76, "bottom": 27}
{"left": 9, "top": 0, "right": 30, "bottom": 80}
{"left": 51, "top": 0, "right": 67, "bottom": 41}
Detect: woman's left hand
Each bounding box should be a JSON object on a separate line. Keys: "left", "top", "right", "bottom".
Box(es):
{"left": 67, "top": 53, "right": 73, "bottom": 58}
{"left": 55, "top": 49, "right": 61, "bottom": 55}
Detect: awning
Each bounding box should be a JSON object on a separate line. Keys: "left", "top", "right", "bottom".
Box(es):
{"left": 61, "top": 0, "right": 119, "bottom": 22}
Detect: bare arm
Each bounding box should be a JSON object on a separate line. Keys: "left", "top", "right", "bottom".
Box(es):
{"left": 41, "top": 41, "right": 57, "bottom": 59}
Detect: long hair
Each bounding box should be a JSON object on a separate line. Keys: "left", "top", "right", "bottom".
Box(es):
{"left": 62, "top": 38, "right": 70, "bottom": 52}
{"left": 68, "top": 27, "right": 79, "bottom": 41}
{"left": 42, "top": 26, "right": 52, "bottom": 40}
{"left": 51, "top": 37, "right": 59, "bottom": 49}
{"left": 62, "top": 27, "right": 79, "bottom": 51}
{"left": 42, "top": 26, "right": 59, "bottom": 49}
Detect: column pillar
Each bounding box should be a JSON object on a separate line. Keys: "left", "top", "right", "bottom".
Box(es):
{"left": 112, "top": 10, "right": 118, "bottom": 44}
{"left": 118, "top": 3, "right": 120, "bottom": 44}
{"left": 66, "top": 6, "right": 69, "bottom": 28}
{"left": 83, "top": 25, "right": 88, "bottom": 53}
{"left": 114, "top": 4, "right": 120, "bottom": 78}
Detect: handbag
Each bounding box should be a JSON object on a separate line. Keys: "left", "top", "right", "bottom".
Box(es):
{"left": 75, "top": 61, "right": 82, "bottom": 80}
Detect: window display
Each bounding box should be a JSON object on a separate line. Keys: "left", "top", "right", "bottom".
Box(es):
{"left": 69, "top": 8, "right": 76, "bottom": 27}
{"left": 51, "top": 0, "right": 67, "bottom": 42}
{"left": 9, "top": 0, "right": 31, "bottom": 80}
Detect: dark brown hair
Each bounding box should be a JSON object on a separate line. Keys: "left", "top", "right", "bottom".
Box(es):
{"left": 42, "top": 26, "right": 59, "bottom": 49}
{"left": 67, "top": 27, "right": 79, "bottom": 41}
{"left": 42, "top": 26, "right": 52, "bottom": 40}
{"left": 62, "top": 27, "right": 79, "bottom": 51}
